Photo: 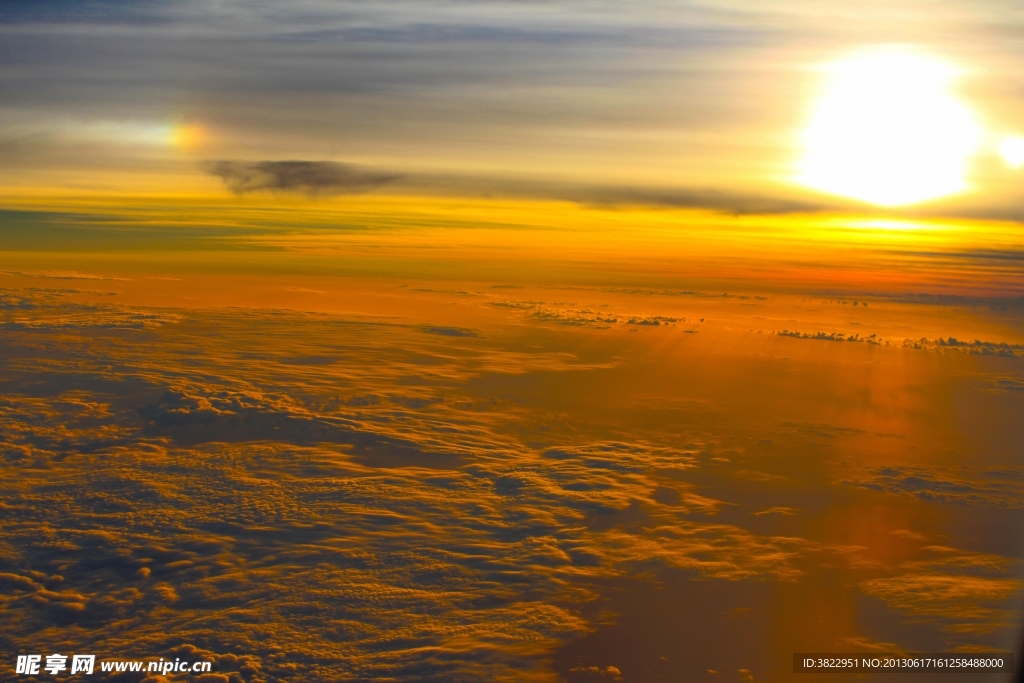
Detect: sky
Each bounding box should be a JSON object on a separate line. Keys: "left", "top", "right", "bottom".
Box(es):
{"left": 2, "top": 3, "right": 1024, "bottom": 683}
{"left": 2, "top": 0, "right": 1024, "bottom": 219}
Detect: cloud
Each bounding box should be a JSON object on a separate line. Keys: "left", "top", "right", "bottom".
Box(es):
{"left": 856, "top": 546, "right": 1023, "bottom": 635}
{"left": 0, "top": 270, "right": 131, "bottom": 281}
{"left": 845, "top": 466, "right": 1024, "bottom": 508}
{"left": 420, "top": 325, "right": 480, "bottom": 338}
{"left": 991, "top": 377, "right": 1024, "bottom": 392}
{"left": 2, "top": 282, "right": 1022, "bottom": 678}
{"left": 752, "top": 506, "right": 797, "bottom": 516}
{"left": 1, "top": 310, "right": 178, "bottom": 330}
{"left": 0, "top": 285, "right": 803, "bottom": 678}
{"left": 558, "top": 185, "right": 839, "bottom": 214}
{"left": 0, "top": 0, "right": 168, "bottom": 25}
{"left": 773, "top": 329, "right": 1024, "bottom": 357}
{"left": 201, "top": 159, "right": 847, "bottom": 213}
{"left": 204, "top": 160, "right": 400, "bottom": 196}
{"left": 861, "top": 572, "right": 1022, "bottom": 634}
{"left": 490, "top": 297, "right": 691, "bottom": 329}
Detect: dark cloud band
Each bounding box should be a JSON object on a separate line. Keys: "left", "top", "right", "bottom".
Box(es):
{"left": 205, "top": 160, "right": 400, "bottom": 196}
{"left": 203, "top": 159, "right": 841, "bottom": 213}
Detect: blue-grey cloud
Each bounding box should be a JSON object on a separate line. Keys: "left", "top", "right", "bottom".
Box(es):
{"left": 204, "top": 159, "right": 847, "bottom": 211}
{"left": 205, "top": 160, "right": 400, "bottom": 196}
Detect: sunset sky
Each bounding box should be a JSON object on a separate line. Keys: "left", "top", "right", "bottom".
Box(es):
{"left": 2, "top": 2, "right": 1024, "bottom": 683}
{"left": 2, "top": 0, "right": 1024, "bottom": 214}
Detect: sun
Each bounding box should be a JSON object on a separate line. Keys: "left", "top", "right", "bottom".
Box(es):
{"left": 797, "top": 47, "right": 981, "bottom": 207}
{"left": 1000, "top": 136, "right": 1024, "bottom": 168}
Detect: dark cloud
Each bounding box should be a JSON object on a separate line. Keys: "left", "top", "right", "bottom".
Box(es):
{"left": 420, "top": 325, "right": 480, "bottom": 337}
{"left": 773, "top": 329, "right": 1024, "bottom": 357}
{"left": 200, "top": 160, "right": 843, "bottom": 213}
{"left": 992, "top": 377, "right": 1024, "bottom": 392}
{"left": 559, "top": 185, "right": 838, "bottom": 214}
{"left": 204, "top": 160, "right": 400, "bottom": 196}
{"left": 404, "top": 171, "right": 849, "bottom": 214}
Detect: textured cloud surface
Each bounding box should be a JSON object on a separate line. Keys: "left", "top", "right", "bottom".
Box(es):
{"left": 1, "top": 276, "right": 1022, "bottom": 681}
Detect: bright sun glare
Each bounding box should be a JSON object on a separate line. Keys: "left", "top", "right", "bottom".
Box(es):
{"left": 1001, "top": 136, "right": 1024, "bottom": 168}
{"left": 798, "top": 47, "right": 981, "bottom": 207}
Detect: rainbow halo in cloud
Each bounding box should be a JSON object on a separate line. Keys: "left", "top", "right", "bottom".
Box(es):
{"left": 75, "top": 120, "right": 207, "bottom": 150}
{"left": 797, "top": 47, "right": 981, "bottom": 207}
